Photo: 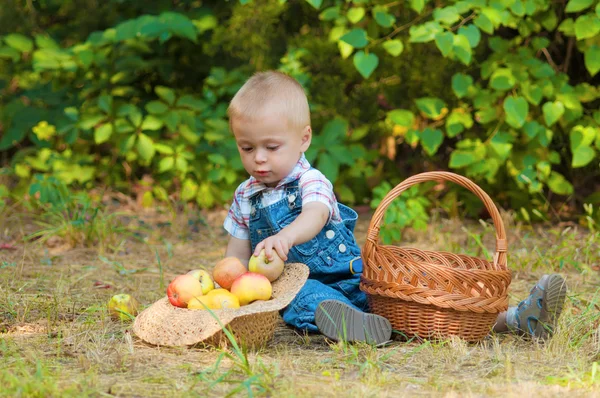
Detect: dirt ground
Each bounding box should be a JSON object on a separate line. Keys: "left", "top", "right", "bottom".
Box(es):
{"left": 1, "top": 206, "right": 599, "bottom": 397}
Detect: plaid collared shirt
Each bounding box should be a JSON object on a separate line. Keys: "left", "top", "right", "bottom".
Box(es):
{"left": 223, "top": 154, "right": 342, "bottom": 240}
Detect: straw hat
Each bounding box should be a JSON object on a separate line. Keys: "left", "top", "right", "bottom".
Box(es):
{"left": 133, "top": 262, "right": 309, "bottom": 347}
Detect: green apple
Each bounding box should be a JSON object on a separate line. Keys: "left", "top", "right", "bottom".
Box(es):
{"left": 186, "top": 269, "right": 215, "bottom": 294}
{"left": 248, "top": 249, "right": 284, "bottom": 282}
{"left": 108, "top": 294, "right": 140, "bottom": 321}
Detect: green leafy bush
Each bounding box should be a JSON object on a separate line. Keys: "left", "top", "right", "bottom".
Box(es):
{"left": 0, "top": 0, "right": 598, "bottom": 224}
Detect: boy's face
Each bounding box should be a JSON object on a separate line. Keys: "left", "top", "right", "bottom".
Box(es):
{"left": 231, "top": 112, "right": 311, "bottom": 187}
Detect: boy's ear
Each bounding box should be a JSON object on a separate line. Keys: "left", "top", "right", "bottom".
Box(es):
{"left": 300, "top": 126, "right": 312, "bottom": 152}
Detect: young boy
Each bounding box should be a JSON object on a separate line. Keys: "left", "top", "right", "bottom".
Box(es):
{"left": 223, "top": 70, "right": 567, "bottom": 345}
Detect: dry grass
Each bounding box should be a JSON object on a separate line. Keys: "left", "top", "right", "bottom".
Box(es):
{"left": 1, "top": 205, "right": 599, "bottom": 397}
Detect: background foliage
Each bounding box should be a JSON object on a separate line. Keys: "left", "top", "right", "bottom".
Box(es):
{"left": 1, "top": 0, "right": 599, "bottom": 239}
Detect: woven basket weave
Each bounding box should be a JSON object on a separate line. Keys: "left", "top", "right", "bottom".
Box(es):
{"left": 360, "top": 172, "right": 512, "bottom": 342}
{"left": 133, "top": 262, "right": 309, "bottom": 348}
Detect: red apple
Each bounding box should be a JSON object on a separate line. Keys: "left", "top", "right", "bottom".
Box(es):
{"left": 167, "top": 274, "right": 204, "bottom": 308}
{"left": 230, "top": 272, "right": 272, "bottom": 306}
{"left": 212, "top": 257, "right": 247, "bottom": 290}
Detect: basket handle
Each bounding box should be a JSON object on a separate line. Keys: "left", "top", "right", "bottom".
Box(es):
{"left": 365, "top": 171, "right": 507, "bottom": 270}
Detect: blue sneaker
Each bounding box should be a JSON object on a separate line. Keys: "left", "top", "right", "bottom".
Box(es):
{"left": 506, "top": 274, "right": 567, "bottom": 339}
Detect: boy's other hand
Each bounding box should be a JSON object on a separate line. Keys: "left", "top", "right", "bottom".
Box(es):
{"left": 254, "top": 232, "right": 294, "bottom": 262}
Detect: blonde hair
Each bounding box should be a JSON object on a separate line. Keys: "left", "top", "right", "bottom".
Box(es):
{"left": 228, "top": 71, "right": 310, "bottom": 131}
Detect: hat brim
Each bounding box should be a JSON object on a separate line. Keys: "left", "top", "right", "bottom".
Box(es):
{"left": 133, "top": 262, "right": 309, "bottom": 347}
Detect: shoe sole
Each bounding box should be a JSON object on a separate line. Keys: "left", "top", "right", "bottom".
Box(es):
{"left": 535, "top": 274, "right": 568, "bottom": 339}
{"left": 315, "top": 300, "right": 392, "bottom": 345}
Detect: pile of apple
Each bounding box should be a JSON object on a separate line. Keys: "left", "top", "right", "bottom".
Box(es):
{"left": 166, "top": 249, "right": 284, "bottom": 310}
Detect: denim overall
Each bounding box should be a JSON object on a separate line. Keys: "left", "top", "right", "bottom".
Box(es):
{"left": 249, "top": 178, "right": 368, "bottom": 332}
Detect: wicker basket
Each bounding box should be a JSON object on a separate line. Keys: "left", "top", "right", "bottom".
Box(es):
{"left": 360, "top": 172, "right": 512, "bottom": 342}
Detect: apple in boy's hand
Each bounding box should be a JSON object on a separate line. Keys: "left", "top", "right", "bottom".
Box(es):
{"left": 230, "top": 272, "right": 272, "bottom": 306}
{"left": 167, "top": 274, "right": 204, "bottom": 308}
{"left": 108, "top": 294, "right": 140, "bottom": 320}
{"left": 248, "top": 249, "right": 284, "bottom": 282}
{"left": 186, "top": 269, "right": 215, "bottom": 294}
{"left": 212, "top": 257, "right": 247, "bottom": 290}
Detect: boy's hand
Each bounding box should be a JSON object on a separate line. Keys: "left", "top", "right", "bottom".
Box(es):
{"left": 254, "top": 231, "right": 294, "bottom": 262}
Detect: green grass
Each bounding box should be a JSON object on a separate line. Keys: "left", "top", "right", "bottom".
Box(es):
{"left": 1, "top": 203, "right": 599, "bottom": 397}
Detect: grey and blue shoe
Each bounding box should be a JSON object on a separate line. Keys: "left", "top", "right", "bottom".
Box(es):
{"left": 506, "top": 274, "right": 568, "bottom": 339}
{"left": 315, "top": 300, "right": 393, "bottom": 346}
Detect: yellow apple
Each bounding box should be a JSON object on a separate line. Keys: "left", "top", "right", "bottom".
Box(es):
{"left": 248, "top": 249, "right": 284, "bottom": 282}
{"left": 187, "top": 295, "right": 215, "bottom": 310}
{"left": 230, "top": 272, "right": 272, "bottom": 306}
{"left": 206, "top": 289, "right": 240, "bottom": 309}
{"left": 187, "top": 269, "right": 215, "bottom": 294}
{"left": 167, "top": 274, "right": 204, "bottom": 308}
{"left": 212, "top": 257, "right": 247, "bottom": 289}
{"left": 108, "top": 294, "right": 140, "bottom": 320}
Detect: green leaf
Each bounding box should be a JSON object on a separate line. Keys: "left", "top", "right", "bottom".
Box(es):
{"left": 522, "top": 82, "right": 543, "bottom": 105}
{"left": 388, "top": 109, "right": 415, "bottom": 128}
{"left": 98, "top": 95, "right": 113, "bottom": 114}
{"left": 340, "top": 29, "right": 369, "bottom": 48}
{"left": 373, "top": 6, "right": 396, "bottom": 28}
{"left": 434, "top": 32, "right": 454, "bottom": 57}
{"left": 574, "top": 14, "right": 600, "bottom": 40}
{"left": 415, "top": 97, "right": 447, "bottom": 119}
{"left": 458, "top": 25, "right": 481, "bottom": 48}
{"left": 434, "top": 6, "right": 460, "bottom": 25}
{"left": 452, "top": 34, "right": 472, "bottom": 65}
{"left": 4, "top": 33, "right": 33, "bottom": 52}
{"left": 542, "top": 101, "right": 565, "bottom": 126}
{"left": 420, "top": 128, "right": 444, "bottom": 156}
{"left": 382, "top": 39, "right": 404, "bottom": 56}
{"left": 446, "top": 109, "right": 473, "bottom": 137}
{"left": 474, "top": 13, "right": 494, "bottom": 34}
{"left": 585, "top": 45, "right": 600, "bottom": 77}
{"left": 159, "top": 12, "right": 198, "bottom": 42}
{"left": 353, "top": 51, "right": 379, "bottom": 78}
{"left": 94, "top": 124, "right": 113, "bottom": 144}
{"left": 0, "top": 47, "right": 20, "bottom": 61}
{"left": 155, "top": 86, "right": 176, "bottom": 105}
{"left": 449, "top": 150, "right": 479, "bottom": 168}
{"left": 146, "top": 101, "right": 169, "bottom": 114}
{"left": 137, "top": 133, "right": 155, "bottom": 161}
{"left": 319, "top": 6, "right": 340, "bottom": 21}
{"left": 347, "top": 7, "right": 366, "bottom": 23}
{"left": 409, "top": 22, "right": 443, "bottom": 43}
{"left": 572, "top": 145, "right": 595, "bottom": 167}
{"left": 410, "top": 0, "right": 426, "bottom": 13}
{"left": 181, "top": 178, "right": 199, "bottom": 201}
{"left": 0, "top": 126, "right": 27, "bottom": 150}
{"left": 510, "top": 0, "right": 525, "bottom": 16}
{"left": 162, "top": 111, "right": 181, "bottom": 131}
{"left": 154, "top": 143, "right": 174, "bottom": 154}
{"left": 177, "top": 95, "right": 206, "bottom": 111}
{"left": 489, "top": 68, "right": 516, "bottom": 91}
{"left": 317, "top": 153, "right": 339, "bottom": 183}
{"left": 566, "top": 0, "right": 594, "bottom": 13}
{"left": 141, "top": 115, "right": 164, "bottom": 131}
{"left": 490, "top": 132, "right": 514, "bottom": 160}
{"left": 452, "top": 73, "right": 473, "bottom": 98}
{"left": 305, "top": 0, "right": 323, "bottom": 9}
{"left": 159, "top": 157, "right": 175, "bottom": 173}
{"left": 503, "top": 96, "right": 529, "bottom": 128}
{"left": 547, "top": 171, "right": 574, "bottom": 195}
{"left": 570, "top": 125, "right": 597, "bottom": 150}
{"left": 78, "top": 114, "right": 105, "bottom": 130}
